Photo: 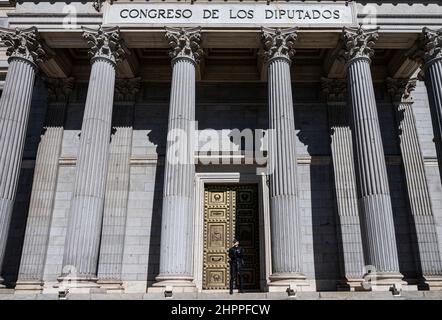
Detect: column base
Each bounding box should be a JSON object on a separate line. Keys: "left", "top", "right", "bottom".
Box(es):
{"left": 337, "top": 278, "right": 365, "bottom": 292}
{"left": 423, "top": 276, "right": 442, "bottom": 291}
{"left": 97, "top": 279, "right": 124, "bottom": 293}
{"left": 56, "top": 276, "right": 105, "bottom": 294}
{"left": 363, "top": 272, "right": 406, "bottom": 292}
{"left": 15, "top": 280, "right": 44, "bottom": 293}
{"left": 148, "top": 275, "right": 196, "bottom": 294}
{"left": 267, "top": 273, "right": 312, "bottom": 292}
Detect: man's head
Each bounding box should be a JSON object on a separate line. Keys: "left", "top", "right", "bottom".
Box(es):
{"left": 233, "top": 238, "right": 239, "bottom": 247}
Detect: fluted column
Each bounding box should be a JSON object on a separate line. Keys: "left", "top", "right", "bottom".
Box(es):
{"left": 60, "top": 26, "right": 127, "bottom": 289}
{"left": 261, "top": 27, "right": 307, "bottom": 291}
{"left": 415, "top": 29, "right": 442, "bottom": 185}
{"left": 97, "top": 78, "right": 140, "bottom": 292}
{"left": 321, "top": 78, "right": 365, "bottom": 290}
{"left": 341, "top": 26, "right": 404, "bottom": 290}
{"left": 15, "top": 78, "right": 74, "bottom": 292}
{"left": 152, "top": 27, "right": 202, "bottom": 291}
{"left": 387, "top": 77, "right": 442, "bottom": 290}
{"left": 0, "top": 27, "right": 47, "bottom": 287}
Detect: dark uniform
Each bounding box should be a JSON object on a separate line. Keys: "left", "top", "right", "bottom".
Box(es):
{"left": 228, "top": 245, "right": 244, "bottom": 293}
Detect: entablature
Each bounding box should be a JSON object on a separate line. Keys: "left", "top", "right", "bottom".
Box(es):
{"left": 2, "top": 1, "right": 440, "bottom": 81}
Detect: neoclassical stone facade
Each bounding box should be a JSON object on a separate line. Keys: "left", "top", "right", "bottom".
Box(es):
{"left": 0, "top": 0, "right": 442, "bottom": 297}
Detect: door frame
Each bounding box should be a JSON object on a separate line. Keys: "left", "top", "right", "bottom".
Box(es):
{"left": 193, "top": 170, "right": 272, "bottom": 292}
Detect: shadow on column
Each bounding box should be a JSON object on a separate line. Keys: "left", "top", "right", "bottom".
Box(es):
{"left": 377, "top": 89, "right": 419, "bottom": 284}
{"left": 137, "top": 83, "right": 169, "bottom": 287}
{"left": 145, "top": 159, "right": 164, "bottom": 287}
{"left": 391, "top": 102, "right": 423, "bottom": 285}
{"left": 294, "top": 85, "right": 343, "bottom": 291}
{"left": 1, "top": 78, "right": 47, "bottom": 287}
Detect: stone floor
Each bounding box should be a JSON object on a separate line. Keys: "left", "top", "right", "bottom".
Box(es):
{"left": 1, "top": 290, "right": 442, "bottom": 300}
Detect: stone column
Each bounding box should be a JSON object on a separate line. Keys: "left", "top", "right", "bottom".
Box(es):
{"left": 321, "top": 78, "right": 365, "bottom": 291}
{"left": 97, "top": 78, "right": 140, "bottom": 292}
{"left": 15, "top": 77, "right": 74, "bottom": 293}
{"left": 152, "top": 27, "right": 202, "bottom": 292}
{"left": 387, "top": 77, "right": 442, "bottom": 290}
{"left": 416, "top": 29, "right": 442, "bottom": 184}
{"left": 60, "top": 26, "right": 127, "bottom": 291}
{"left": 341, "top": 26, "right": 405, "bottom": 290}
{"left": 261, "top": 27, "right": 307, "bottom": 291}
{"left": 0, "top": 27, "right": 47, "bottom": 288}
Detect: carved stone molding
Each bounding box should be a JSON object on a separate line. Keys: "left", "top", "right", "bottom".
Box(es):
{"left": 82, "top": 26, "right": 127, "bottom": 65}
{"left": 321, "top": 77, "right": 347, "bottom": 103}
{"left": 165, "top": 27, "right": 203, "bottom": 64}
{"left": 386, "top": 77, "right": 417, "bottom": 103}
{"left": 93, "top": 0, "right": 116, "bottom": 12}
{"left": 261, "top": 27, "right": 298, "bottom": 63}
{"left": 44, "top": 77, "right": 75, "bottom": 103}
{"left": 93, "top": 0, "right": 104, "bottom": 12}
{"left": 340, "top": 26, "right": 379, "bottom": 63}
{"left": 0, "top": 27, "right": 47, "bottom": 65}
{"left": 114, "top": 77, "right": 141, "bottom": 102}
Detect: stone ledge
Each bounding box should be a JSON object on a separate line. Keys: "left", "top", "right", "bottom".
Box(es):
{"left": 0, "top": 291, "right": 441, "bottom": 300}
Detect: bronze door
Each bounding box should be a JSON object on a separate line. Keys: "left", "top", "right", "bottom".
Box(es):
{"left": 203, "top": 184, "right": 260, "bottom": 290}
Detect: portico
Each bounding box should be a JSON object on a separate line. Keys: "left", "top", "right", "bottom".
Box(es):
{"left": 0, "top": 1, "right": 442, "bottom": 296}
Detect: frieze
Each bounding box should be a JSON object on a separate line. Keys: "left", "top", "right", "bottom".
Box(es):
{"left": 104, "top": 3, "right": 357, "bottom": 27}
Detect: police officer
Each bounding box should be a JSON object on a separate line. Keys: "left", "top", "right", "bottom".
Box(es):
{"left": 228, "top": 238, "right": 244, "bottom": 294}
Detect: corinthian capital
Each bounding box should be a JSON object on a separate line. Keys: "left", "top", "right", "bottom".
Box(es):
{"left": 44, "top": 77, "right": 75, "bottom": 103}
{"left": 321, "top": 78, "right": 347, "bottom": 103}
{"left": 0, "top": 27, "right": 47, "bottom": 64}
{"left": 93, "top": 0, "right": 104, "bottom": 12}
{"left": 165, "top": 27, "right": 203, "bottom": 64}
{"left": 261, "top": 27, "right": 298, "bottom": 63}
{"left": 386, "top": 78, "right": 417, "bottom": 103}
{"left": 340, "top": 26, "right": 379, "bottom": 63}
{"left": 417, "top": 28, "right": 442, "bottom": 65}
{"left": 93, "top": 0, "right": 115, "bottom": 12}
{"left": 115, "top": 77, "right": 141, "bottom": 102}
{"left": 82, "top": 26, "right": 127, "bottom": 65}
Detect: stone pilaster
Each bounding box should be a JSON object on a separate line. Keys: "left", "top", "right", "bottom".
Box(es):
{"left": 97, "top": 77, "right": 140, "bottom": 292}
{"left": 60, "top": 26, "right": 127, "bottom": 292}
{"left": 261, "top": 27, "right": 307, "bottom": 291}
{"left": 15, "top": 77, "right": 74, "bottom": 293}
{"left": 387, "top": 77, "right": 442, "bottom": 290}
{"left": 0, "top": 27, "right": 47, "bottom": 288}
{"left": 415, "top": 29, "right": 442, "bottom": 191}
{"left": 152, "top": 27, "right": 202, "bottom": 292}
{"left": 341, "top": 26, "right": 405, "bottom": 291}
{"left": 321, "top": 78, "right": 365, "bottom": 291}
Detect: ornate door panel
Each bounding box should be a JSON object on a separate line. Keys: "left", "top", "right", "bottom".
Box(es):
{"left": 235, "top": 185, "right": 260, "bottom": 290}
{"left": 203, "top": 185, "right": 259, "bottom": 290}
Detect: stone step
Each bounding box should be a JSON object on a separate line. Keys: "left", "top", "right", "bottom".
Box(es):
{"left": 0, "top": 291, "right": 442, "bottom": 300}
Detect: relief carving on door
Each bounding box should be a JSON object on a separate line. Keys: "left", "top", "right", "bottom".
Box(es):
{"left": 203, "top": 184, "right": 259, "bottom": 290}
